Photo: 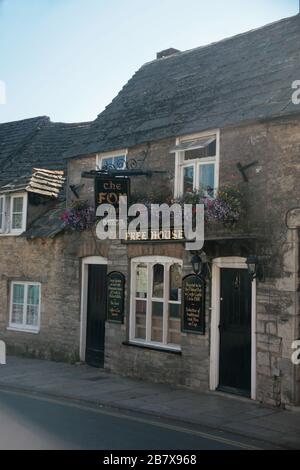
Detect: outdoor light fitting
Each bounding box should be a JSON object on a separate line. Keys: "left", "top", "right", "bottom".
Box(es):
{"left": 191, "top": 254, "right": 202, "bottom": 276}
{"left": 246, "top": 255, "right": 264, "bottom": 282}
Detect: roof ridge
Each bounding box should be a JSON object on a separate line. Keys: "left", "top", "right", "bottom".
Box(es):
{"left": 144, "top": 14, "right": 299, "bottom": 66}
{"left": 0, "top": 115, "right": 50, "bottom": 126}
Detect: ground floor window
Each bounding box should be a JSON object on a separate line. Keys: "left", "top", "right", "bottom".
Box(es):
{"left": 9, "top": 282, "right": 41, "bottom": 333}
{"left": 130, "top": 257, "right": 182, "bottom": 350}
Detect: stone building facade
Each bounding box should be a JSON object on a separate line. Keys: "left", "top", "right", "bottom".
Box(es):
{"left": 0, "top": 14, "right": 300, "bottom": 407}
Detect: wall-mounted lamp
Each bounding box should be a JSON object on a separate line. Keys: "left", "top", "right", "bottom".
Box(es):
{"left": 246, "top": 255, "right": 264, "bottom": 282}
{"left": 191, "top": 254, "right": 202, "bottom": 276}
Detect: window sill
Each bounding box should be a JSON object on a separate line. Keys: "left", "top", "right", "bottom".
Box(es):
{"left": 123, "top": 341, "right": 182, "bottom": 355}
{"left": 0, "top": 231, "right": 25, "bottom": 237}
{"left": 7, "top": 326, "right": 40, "bottom": 334}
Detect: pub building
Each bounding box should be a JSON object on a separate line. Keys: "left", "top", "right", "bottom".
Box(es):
{"left": 0, "top": 14, "right": 300, "bottom": 407}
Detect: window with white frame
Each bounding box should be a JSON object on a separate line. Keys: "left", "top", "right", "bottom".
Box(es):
{"left": 96, "top": 150, "right": 127, "bottom": 171}
{"left": 0, "top": 192, "right": 27, "bottom": 235}
{"left": 9, "top": 282, "right": 41, "bottom": 332}
{"left": 173, "top": 132, "right": 219, "bottom": 198}
{"left": 130, "top": 257, "right": 182, "bottom": 350}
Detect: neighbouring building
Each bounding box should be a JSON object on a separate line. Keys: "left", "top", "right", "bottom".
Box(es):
{"left": 1, "top": 15, "right": 300, "bottom": 407}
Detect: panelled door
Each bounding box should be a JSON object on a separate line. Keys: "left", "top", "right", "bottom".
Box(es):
{"left": 85, "top": 264, "right": 107, "bottom": 368}
{"left": 218, "top": 268, "right": 252, "bottom": 396}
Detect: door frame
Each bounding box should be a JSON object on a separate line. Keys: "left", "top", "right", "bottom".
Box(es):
{"left": 80, "top": 256, "right": 108, "bottom": 362}
{"left": 209, "top": 257, "right": 257, "bottom": 400}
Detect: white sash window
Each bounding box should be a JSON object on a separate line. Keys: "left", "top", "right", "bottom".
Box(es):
{"left": 9, "top": 282, "right": 41, "bottom": 333}
{"left": 173, "top": 131, "right": 220, "bottom": 198}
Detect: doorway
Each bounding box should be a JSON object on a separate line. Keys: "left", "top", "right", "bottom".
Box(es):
{"left": 210, "top": 257, "right": 256, "bottom": 400}
{"left": 80, "top": 256, "right": 108, "bottom": 367}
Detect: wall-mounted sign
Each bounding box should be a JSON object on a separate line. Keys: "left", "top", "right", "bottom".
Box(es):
{"left": 95, "top": 177, "right": 130, "bottom": 211}
{"left": 107, "top": 271, "right": 125, "bottom": 323}
{"left": 125, "top": 228, "right": 184, "bottom": 242}
{"left": 182, "top": 274, "right": 205, "bottom": 335}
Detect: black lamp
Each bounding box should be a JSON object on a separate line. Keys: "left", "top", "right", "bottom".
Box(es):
{"left": 246, "top": 255, "right": 264, "bottom": 282}
{"left": 191, "top": 254, "right": 202, "bottom": 276}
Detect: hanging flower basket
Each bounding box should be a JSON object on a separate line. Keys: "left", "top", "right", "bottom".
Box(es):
{"left": 205, "top": 186, "right": 244, "bottom": 227}
{"left": 61, "top": 200, "right": 96, "bottom": 231}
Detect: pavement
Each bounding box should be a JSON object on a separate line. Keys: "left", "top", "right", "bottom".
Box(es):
{"left": 0, "top": 356, "right": 299, "bottom": 449}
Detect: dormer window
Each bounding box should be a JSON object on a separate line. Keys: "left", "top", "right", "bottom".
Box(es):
{"left": 96, "top": 150, "right": 127, "bottom": 171}
{"left": 173, "top": 131, "right": 219, "bottom": 198}
{"left": 0, "top": 192, "right": 27, "bottom": 235}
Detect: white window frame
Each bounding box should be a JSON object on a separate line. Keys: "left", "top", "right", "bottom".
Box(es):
{"left": 96, "top": 149, "right": 128, "bottom": 171}
{"left": 10, "top": 193, "right": 27, "bottom": 235}
{"left": 130, "top": 256, "right": 183, "bottom": 352}
{"left": 0, "top": 192, "right": 28, "bottom": 236}
{"left": 8, "top": 281, "right": 41, "bottom": 334}
{"left": 0, "top": 195, "right": 4, "bottom": 233}
{"left": 174, "top": 130, "right": 220, "bottom": 198}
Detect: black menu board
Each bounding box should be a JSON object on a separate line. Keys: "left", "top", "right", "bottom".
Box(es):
{"left": 182, "top": 274, "right": 205, "bottom": 335}
{"left": 107, "top": 272, "right": 125, "bottom": 324}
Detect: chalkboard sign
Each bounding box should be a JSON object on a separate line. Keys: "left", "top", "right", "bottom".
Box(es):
{"left": 107, "top": 271, "right": 125, "bottom": 323}
{"left": 182, "top": 274, "right": 205, "bottom": 335}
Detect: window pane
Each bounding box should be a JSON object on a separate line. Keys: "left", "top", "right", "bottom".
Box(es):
{"left": 12, "top": 213, "right": 23, "bottom": 229}
{"left": 183, "top": 166, "right": 194, "bottom": 193}
{"left": 114, "top": 155, "right": 126, "bottom": 169}
{"left": 13, "top": 197, "right": 24, "bottom": 213}
{"left": 151, "top": 301, "right": 163, "bottom": 343}
{"left": 26, "top": 305, "right": 39, "bottom": 326}
{"left": 168, "top": 304, "right": 181, "bottom": 345}
{"left": 13, "top": 284, "right": 24, "bottom": 304}
{"left": 169, "top": 264, "right": 182, "bottom": 301}
{"left": 27, "top": 285, "right": 40, "bottom": 306}
{"left": 152, "top": 264, "right": 164, "bottom": 298}
{"left": 136, "top": 264, "right": 148, "bottom": 298}
{"left": 12, "top": 304, "right": 24, "bottom": 324}
{"left": 199, "top": 164, "right": 215, "bottom": 194}
{"left": 135, "top": 299, "right": 146, "bottom": 339}
{"left": 12, "top": 284, "right": 25, "bottom": 324}
{"left": 101, "top": 157, "right": 113, "bottom": 170}
{"left": 184, "top": 139, "right": 216, "bottom": 160}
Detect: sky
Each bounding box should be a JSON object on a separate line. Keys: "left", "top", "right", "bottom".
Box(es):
{"left": 0, "top": 0, "right": 298, "bottom": 124}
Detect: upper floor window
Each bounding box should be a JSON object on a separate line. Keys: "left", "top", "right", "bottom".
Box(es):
{"left": 0, "top": 192, "right": 27, "bottom": 235}
{"left": 130, "top": 256, "right": 182, "bottom": 351}
{"left": 96, "top": 150, "right": 127, "bottom": 171}
{"left": 173, "top": 131, "right": 219, "bottom": 198}
{"left": 9, "top": 282, "right": 41, "bottom": 333}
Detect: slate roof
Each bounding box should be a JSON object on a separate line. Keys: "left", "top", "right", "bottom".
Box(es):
{"left": 22, "top": 201, "right": 66, "bottom": 239}
{"left": 0, "top": 117, "right": 90, "bottom": 184}
{"left": 65, "top": 14, "right": 300, "bottom": 158}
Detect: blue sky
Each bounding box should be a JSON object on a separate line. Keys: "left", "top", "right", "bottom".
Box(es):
{"left": 0, "top": 0, "right": 298, "bottom": 123}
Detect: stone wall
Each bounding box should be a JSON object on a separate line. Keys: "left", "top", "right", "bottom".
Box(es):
{"left": 0, "top": 233, "right": 81, "bottom": 362}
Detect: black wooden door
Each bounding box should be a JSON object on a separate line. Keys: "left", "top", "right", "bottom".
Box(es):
{"left": 218, "top": 268, "right": 252, "bottom": 396}
{"left": 86, "top": 265, "right": 107, "bottom": 368}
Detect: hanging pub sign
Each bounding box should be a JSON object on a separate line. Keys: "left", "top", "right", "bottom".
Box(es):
{"left": 95, "top": 177, "right": 130, "bottom": 212}
{"left": 182, "top": 274, "right": 205, "bottom": 335}
{"left": 107, "top": 271, "right": 125, "bottom": 323}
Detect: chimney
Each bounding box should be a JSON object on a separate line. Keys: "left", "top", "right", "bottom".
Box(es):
{"left": 156, "top": 48, "right": 180, "bottom": 59}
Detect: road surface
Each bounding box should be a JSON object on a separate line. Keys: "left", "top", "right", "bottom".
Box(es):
{"left": 0, "top": 388, "right": 260, "bottom": 450}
